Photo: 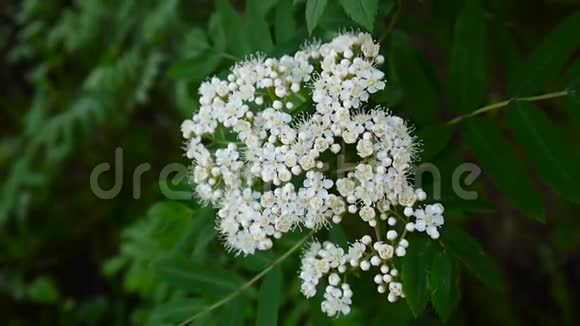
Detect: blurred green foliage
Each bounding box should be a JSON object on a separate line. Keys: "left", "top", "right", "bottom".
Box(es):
{"left": 1, "top": 0, "right": 580, "bottom": 325}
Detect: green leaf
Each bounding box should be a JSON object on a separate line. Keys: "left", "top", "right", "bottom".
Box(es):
{"left": 402, "top": 236, "right": 435, "bottom": 316}
{"left": 181, "top": 28, "right": 209, "bottom": 59}
{"left": 171, "top": 207, "right": 216, "bottom": 256}
{"left": 506, "top": 102, "right": 580, "bottom": 204}
{"left": 154, "top": 257, "right": 245, "bottom": 297}
{"left": 331, "top": 308, "right": 365, "bottom": 325}
{"left": 237, "top": 251, "right": 275, "bottom": 272}
{"left": 284, "top": 301, "right": 309, "bottom": 326}
{"left": 305, "top": 0, "right": 328, "bottom": 34}
{"left": 562, "top": 60, "right": 580, "bottom": 97}
{"left": 275, "top": 0, "right": 296, "bottom": 45}
{"left": 247, "top": 0, "right": 279, "bottom": 16}
{"left": 216, "top": 0, "right": 250, "bottom": 56}
{"left": 430, "top": 251, "right": 459, "bottom": 322}
{"left": 416, "top": 125, "right": 453, "bottom": 161}
{"left": 441, "top": 225, "right": 504, "bottom": 291}
{"left": 148, "top": 201, "right": 192, "bottom": 220}
{"left": 307, "top": 285, "right": 328, "bottom": 325}
{"left": 562, "top": 60, "right": 580, "bottom": 92}
{"left": 209, "top": 12, "right": 226, "bottom": 51}
{"left": 374, "top": 83, "right": 402, "bottom": 108}
{"left": 338, "top": 0, "right": 378, "bottom": 31}
{"left": 191, "top": 213, "right": 217, "bottom": 258}
{"left": 26, "top": 277, "right": 59, "bottom": 303}
{"left": 509, "top": 12, "right": 580, "bottom": 96}
{"left": 149, "top": 201, "right": 193, "bottom": 249}
{"left": 328, "top": 224, "right": 348, "bottom": 248}
{"left": 24, "top": 95, "right": 48, "bottom": 136}
{"left": 391, "top": 32, "right": 439, "bottom": 125}
{"left": 440, "top": 197, "right": 495, "bottom": 215}
{"left": 317, "top": 0, "right": 357, "bottom": 31}
{"left": 148, "top": 299, "right": 205, "bottom": 325}
{"left": 256, "top": 266, "right": 283, "bottom": 326}
{"left": 564, "top": 94, "right": 580, "bottom": 129}
{"left": 461, "top": 118, "right": 545, "bottom": 221}
{"left": 168, "top": 53, "right": 221, "bottom": 81}
{"left": 103, "top": 256, "right": 127, "bottom": 277}
{"left": 142, "top": 0, "right": 179, "bottom": 45}
{"left": 562, "top": 60, "right": 580, "bottom": 127}
{"left": 175, "top": 80, "right": 199, "bottom": 118}
{"left": 246, "top": 2, "right": 274, "bottom": 52}
{"left": 448, "top": 0, "right": 487, "bottom": 113}
{"left": 490, "top": 24, "right": 520, "bottom": 81}
{"left": 221, "top": 294, "right": 248, "bottom": 326}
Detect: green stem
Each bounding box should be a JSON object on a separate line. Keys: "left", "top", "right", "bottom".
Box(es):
{"left": 390, "top": 209, "right": 409, "bottom": 240}
{"left": 335, "top": 165, "right": 356, "bottom": 175}
{"left": 446, "top": 89, "right": 572, "bottom": 125}
{"left": 212, "top": 140, "right": 243, "bottom": 146}
{"left": 399, "top": 220, "right": 409, "bottom": 243}
{"left": 374, "top": 221, "right": 383, "bottom": 241}
{"left": 295, "top": 92, "right": 308, "bottom": 103}
{"left": 178, "top": 231, "right": 314, "bottom": 326}
{"left": 208, "top": 47, "right": 240, "bottom": 62}
{"left": 390, "top": 209, "right": 404, "bottom": 221}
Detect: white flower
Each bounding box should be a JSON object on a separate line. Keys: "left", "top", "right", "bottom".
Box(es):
{"left": 374, "top": 242, "right": 394, "bottom": 260}
{"left": 346, "top": 240, "right": 366, "bottom": 263}
{"left": 356, "top": 138, "right": 374, "bottom": 157}
{"left": 321, "top": 283, "right": 352, "bottom": 317}
{"left": 395, "top": 246, "right": 406, "bottom": 257}
{"left": 181, "top": 31, "right": 446, "bottom": 317}
{"left": 412, "top": 204, "right": 445, "bottom": 239}
{"left": 320, "top": 242, "right": 346, "bottom": 268}
{"left": 359, "top": 206, "right": 376, "bottom": 222}
{"left": 387, "top": 281, "right": 404, "bottom": 302}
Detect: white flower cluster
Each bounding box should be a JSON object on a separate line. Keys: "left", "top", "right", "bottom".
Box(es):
{"left": 181, "top": 32, "right": 445, "bottom": 317}
{"left": 297, "top": 208, "right": 436, "bottom": 316}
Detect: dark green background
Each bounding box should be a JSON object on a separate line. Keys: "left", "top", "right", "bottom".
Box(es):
{"left": 1, "top": 0, "right": 579, "bottom": 324}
